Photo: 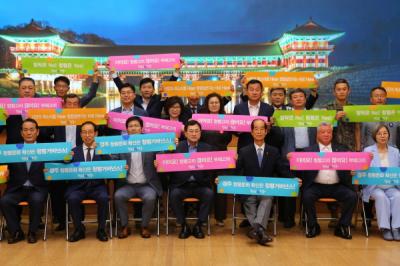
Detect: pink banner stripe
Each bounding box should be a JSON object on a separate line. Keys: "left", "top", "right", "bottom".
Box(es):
{"left": 192, "top": 114, "right": 269, "bottom": 132}
{"left": 0, "top": 98, "right": 63, "bottom": 115}
{"left": 109, "top": 53, "right": 180, "bottom": 71}
{"left": 289, "top": 152, "right": 371, "bottom": 170}
{"left": 107, "top": 112, "right": 183, "bottom": 136}
{"left": 156, "top": 150, "right": 236, "bottom": 172}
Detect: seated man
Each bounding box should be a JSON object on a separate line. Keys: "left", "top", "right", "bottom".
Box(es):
{"left": 166, "top": 120, "right": 214, "bottom": 239}
{"left": 0, "top": 118, "right": 48, "bottom": 244}
{"left": 113, "top": 116, "right": 162, "bottom": 239}
{"left": 301, "top": 122, "right": 357, "bottom": 239}
{"left": 236, "top": 119, "right": 293, "bottom": 246}
{"left": 65, "top": 121, "right": 110, "bottom": 242}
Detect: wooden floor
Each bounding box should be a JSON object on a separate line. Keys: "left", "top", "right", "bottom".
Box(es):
{"left": 1, "top": 219, "right": 400, "bottom": 266}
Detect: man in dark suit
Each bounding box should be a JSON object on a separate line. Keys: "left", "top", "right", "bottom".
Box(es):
{"left": 0, "top": 118, "right": 48, "bottom": 244}
{"left": 65, "top": 121, "right": 110, "bottom": 242}
{"left": 279, "top": 89, "right": 318, "bottom": 228}
{"left": 269, "top": 87, "right": 318, "bottom": 110}
{"left": 112, "top": 116, "right": 162, "bottom": 239}
{"left": 236, "top": 119, "right": 293, "bottom": 245}
{"left": 299, "top": 122, "right": 357, "bottom": 239}
{"left": 105, "top": 83, "right": 148, "bottom": 136}
{"left": 166, "top": 120, "right": 214, "bottom": 239}
{"left": 0, "top": 77, "right": 49, "bottom": 144}
{"left": 233, "top": 79, "right": 277, "bottom": 151}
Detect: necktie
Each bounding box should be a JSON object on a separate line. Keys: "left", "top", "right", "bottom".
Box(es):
{"left": 257, "top": 148, "right": 263, "bottom": 167}
{"left": 191, "top": 107, "right": 197, "bottom": 114}
{"left": 86, "top": 147, "right": 92, "bottom": 162}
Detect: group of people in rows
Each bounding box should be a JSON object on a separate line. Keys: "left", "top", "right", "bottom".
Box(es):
{"left": 0, "top": 65, "right": 399, "bottom": 247}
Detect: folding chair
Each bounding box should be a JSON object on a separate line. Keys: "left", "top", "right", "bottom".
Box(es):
{"left": 0, "top": 194, "right": 51, "bottom": 241}
{"left": 231, "top": 194, "right": 278, "bottom": 236}
{"left": 114, "top": 197, "right": 161, "bottom": 236}
{"left": 165, "top": 189, "right": 211, "bottom": 236}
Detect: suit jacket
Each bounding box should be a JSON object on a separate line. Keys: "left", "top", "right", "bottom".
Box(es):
{"left": 3, "top": 115, "right": 49, "bottom": 144}
{"left": 233, "top": 101, "right": 276, "bottom": 150}
{"left": 6, "top": 161, "right": 47, "bottom": 193}
{"left": 105, "top": 106, "right": 148, "bottom": 136}
{"left": 169, "top": 141, "right": 214, "bottom": 188}
{"left": 64, "top": 145, "right": 111, "bottom": 197}
{"left": 185, "top": 103, "right": 202, "bottom": 114}
{"left": 236, "top": 143, "right": 292, "bottom": 198}
{"left": 80, "top": 82, "right": 99, "bottom": 107}
{"left": 47, "top": 125, "right": 83, "bottom": 147}
{"left": 301, "top": 143, "right": 353, "bottom": 190}
{"left": 281, "top": 127, "right": 317, "bottom": 156}
{"left": 112, "top": 152, "right": 162, "bottom": 196}
{"left": 362, "top": 144, "right": 400, "bottom": 202}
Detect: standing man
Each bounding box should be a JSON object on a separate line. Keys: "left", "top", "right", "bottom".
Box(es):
{"left": 0, "top": 118, "right": 48, "bottom": 244}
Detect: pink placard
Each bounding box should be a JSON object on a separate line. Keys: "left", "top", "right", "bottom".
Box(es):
{"left": 156, "top": 151, "right": 236, "bottom": 172}
{"left": 109, "top": 53, "right": 180, "bottom": 71}
{"left": 107, "top": 112, "right": 183, "bottom": 136}
{"left": 192, "top": 114, "right": 269, "bottom": 132}
{"left": 0, "top": 98, "right": 63, "bottom": 115}
{"left": 289, "top": 152, "right": 371, "bottom": 170}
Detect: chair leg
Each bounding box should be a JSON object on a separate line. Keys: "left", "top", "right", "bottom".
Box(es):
{"left": 166, "top": 191, "right": 169, "bottom": 236}
{"left": 207, "top": 215, "right": 211, "bottom": 236}
{"left": 65, "top": 202, "right": 69, "bottom": 241}
{"left": 108, "top": 202, "right": 113, "bottom": 239}
{"left": 232, "top": 195, "right": 236, "bottom": 235}
{"left": 273, "top": 201, "right": 277, "bottom": 237}
{"left": 354, "top": 192, "right": 360, "bottom": 229}
{"left": 304, "top": 211, "right": 309, "bottom": 236}
{"left": 115, "top": 211, "right": 118, "bottom": 238}
{"left": 43, "top": 195, "right": 50, "bottom": 241}
{"left": 361, "top": 199, "right": 369, "bottom": 237}
{"left": 157, "top": 198, "right": 160, "bottom": 237}
{"left": 0, "top": 215, "right": 4, "bottom": 241}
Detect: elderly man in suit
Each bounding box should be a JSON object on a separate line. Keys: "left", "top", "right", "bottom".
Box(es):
{"left": 165, "top": 120, "right": 214, "bottom": 239}
{"left": 65, "top": 121, "right": 111, "bottom": 242}
{"left": 235, "top": 119, "right": 293, "bottom": 245}
{"left": 113, "top": 116, "right": 162, "bottom": 239}
{"left": 299, "top": 122, "right": 357, "bottom": 239}
{"left": 0, "top": 118, "right": 48, "bottom": 244}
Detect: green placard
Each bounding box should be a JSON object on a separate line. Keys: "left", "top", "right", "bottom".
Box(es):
{"left": 0, "top": 108, "right": 6, "bottom": 125}
{"left": 273, "top": 110, "right": 337, "bottom": 127}
{"left": 22, "top": 57, "right": 95, "bottom": 75}
{"left": 343, "top": 105, "right": 400, "bottom": 122}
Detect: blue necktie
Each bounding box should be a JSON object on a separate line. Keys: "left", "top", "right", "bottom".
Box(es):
{"left": 257, "top": 148, "right": 263, "bottom": 167}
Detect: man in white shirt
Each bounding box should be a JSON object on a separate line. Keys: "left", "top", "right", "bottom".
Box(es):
{"left": 300, "top": 122, "right": 357, "bottom": 239}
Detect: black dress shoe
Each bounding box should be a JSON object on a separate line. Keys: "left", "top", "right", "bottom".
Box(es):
{"left": 27, "top": 231, "right": 37, "bottom": 244}
{"left": 256, "top": 228, "right": 273, "bottom": 246}
{"left": 179, "top": 223, "right": 191, "bottom": 239}
{"left": 247, "top": 228, "right": 257, "bottom": 239}
{"left": 192, "top": 223, "right": 205, "bottom": 239}
{"left": 55, "top": 223, "right": 66, "bottom": 232}
{"left": 96, "top": 229, "right": 108, "bottom": 242}
{"left": 306, "top": 223, "right": 321, "bottom": 238}
{"left": 68, "top": 228, "right": 85, "bottom": 242}
{"left": 7, "top": 230, "right": 25, "bottom": 244}
{"left": 239, "top": 219, "right": 251, "bottom": 228}
{"left": 334, "top": 225, "right": 352, "bottom": 240}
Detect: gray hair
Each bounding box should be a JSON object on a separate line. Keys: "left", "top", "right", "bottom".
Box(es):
{"left": 317, "top": 122, "right": 333, "bottom": 131}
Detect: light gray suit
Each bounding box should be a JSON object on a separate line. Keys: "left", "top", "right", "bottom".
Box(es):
{"left": 112, "top": 152, "right": 162, "bottom": 227}
{"left": 363, "top": 144, "right": 400, "bottom": 229}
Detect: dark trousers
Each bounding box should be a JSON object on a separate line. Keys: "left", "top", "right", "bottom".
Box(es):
{"left": 213, "top": 183, "right": 227, "bottom": 221}
{"left": 278, "top": 197, "right": 296, "bottom": 223}
{"left": 170, "top": 183, "right": 214, "bottom": 224}
{"left": 50, "top": 181, "right": 66, "bottom": 225}
{"left": 65, "top": 184, "right": 108, "bottom": 230}
{"left": 303, "top": 183, "right": 356, "bottom": 227}
{"left": 0, "top": 186, "right": 47, "bottom": 234}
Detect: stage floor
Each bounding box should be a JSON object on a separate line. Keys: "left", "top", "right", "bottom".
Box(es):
{"left": 0, "top": 220, "right": 399, "bottom": 266}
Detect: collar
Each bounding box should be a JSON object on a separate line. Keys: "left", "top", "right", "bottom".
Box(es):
{"left": 254, "top": 142, "right": 265, "bottom": 151}
{"left": 83, "top": 143, "right": 95, "bottom": 150}
{"left": 248, "top": 101, "right": 261, "bottom": 109}
{"left": 318, "top": 142, "right": 332, "bottom": 151}
{"left": 122, "top": 104, "right": 134, "bottom": 112}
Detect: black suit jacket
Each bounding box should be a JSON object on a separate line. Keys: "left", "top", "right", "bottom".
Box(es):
{"left": 6, "top": 161, "right": 47, "bottom": 193}
{"left": 47, "top": 125, "right": 83, "bottom": 147}
{"left": 236, "top": 143, "right": 292, "bottom": 179}
{"left": 169, "top": 141, "right": 214, "bottom": 188}
{"left": 301, "top": 143, "right": 353, "bottom": 190}
{"left": 233, "top": 101, "right": 277, "bottom": 150}
{"left": 64, "top": 145, "right": 111, "bottom": 197}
